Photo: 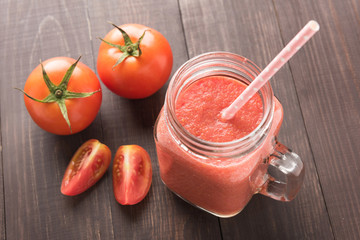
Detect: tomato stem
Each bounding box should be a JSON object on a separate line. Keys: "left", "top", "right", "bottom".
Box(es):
{"left": 55, "top": 89, "right": 63, "bottom": 98}
{"left": 99, "top": 22, "right": 147, "bottom": 69}
{"left": 127, "top": 46, "right": 133, "bottom": 53}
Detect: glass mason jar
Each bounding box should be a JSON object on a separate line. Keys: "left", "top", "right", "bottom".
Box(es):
{"left": 154, "top": 52, "right": 304, "bottom": 218}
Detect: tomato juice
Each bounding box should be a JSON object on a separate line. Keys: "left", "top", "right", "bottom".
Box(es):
{"left": 175, "top": 76, "right": 263, "bottom": 142}
{"left": 155, "top": 75, "right": 284, "bottom": 217}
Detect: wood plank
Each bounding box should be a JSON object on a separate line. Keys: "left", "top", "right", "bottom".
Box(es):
{"left": 0, "top": 112, "right": 5, "bottom": 240}
{"left": 0, "top": 1, "right": 114, "bottom": 239}
{"left": 86, "top": 0, "right": 222, "bottom": 239}
{"left": 0, "top": 1, "right": 6, "bottom": 239}
{"left": 179, "top": 0, "right": 334, "bottom": 239}
{"left": 274, "top": 0, "right": 360, "bottom": 239}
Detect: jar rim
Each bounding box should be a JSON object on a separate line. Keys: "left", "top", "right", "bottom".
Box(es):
{"left": 165, "top": 51, "right": 274, "bottom": 158}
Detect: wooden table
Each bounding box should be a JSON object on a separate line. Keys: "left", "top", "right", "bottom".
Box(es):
{"left": 1, "top": 0, "right": 359, "bottom": 239}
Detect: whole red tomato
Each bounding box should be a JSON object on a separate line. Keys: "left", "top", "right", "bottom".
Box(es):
{"left": 20, "top": 57, "right": 102, "bottom": 135}
{"left": 97, "top": 23, "right": 173, "bottom": 99}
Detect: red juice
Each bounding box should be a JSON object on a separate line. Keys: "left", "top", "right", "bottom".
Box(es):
{"left": 155, "top": 74, "right": 284, "bottom": 217}
{"left": 175, "top": 76, "right": 263, "bottom": 142}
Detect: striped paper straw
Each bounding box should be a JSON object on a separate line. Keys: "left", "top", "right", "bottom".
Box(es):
{"left": 221, "top": 20, "right": 320, "bottom": 120}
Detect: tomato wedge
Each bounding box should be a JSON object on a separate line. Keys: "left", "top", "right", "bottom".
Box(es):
{"left": 61, "top": 139, "right": 111, "bottom": 196}
{"left": 113, "top": 145, "right": 152, "bottom": 205}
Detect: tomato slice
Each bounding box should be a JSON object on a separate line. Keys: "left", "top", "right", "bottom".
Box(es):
{"left": 113, "top": 145, "right": 152, "bottom": 205}
{"left": 61, "top": 139, "right": 111, "bottom": 196}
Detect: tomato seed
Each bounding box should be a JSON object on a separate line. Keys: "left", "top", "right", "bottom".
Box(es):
{"left": 72, "top": 147, "right": 92, "bottom": 176}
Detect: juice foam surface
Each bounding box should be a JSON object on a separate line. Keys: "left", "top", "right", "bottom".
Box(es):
{"left": 175, "top": 76, "right": 263, "bottom": 142}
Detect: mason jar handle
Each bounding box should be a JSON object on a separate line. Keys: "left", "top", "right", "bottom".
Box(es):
{"left": 260, "top": 140, "right": 305, "bottom": 201}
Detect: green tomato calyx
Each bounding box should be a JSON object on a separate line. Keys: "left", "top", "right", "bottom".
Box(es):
{"left": 99, "top": 22, "right": 147, "bottom": 69}
{"left": 16, "top": 56, "right": 100, "bottom": 133}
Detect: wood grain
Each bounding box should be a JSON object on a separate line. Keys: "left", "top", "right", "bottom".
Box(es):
{"left": 274, "top": 0, "right": 360, "bottom": 239}
{"left": 86, "top": 0, "right": 222, "bottom": 239}
{"left": 179, "top": 0, "right": 333, "bottom": 239}
{"left": 0, "top": 0, "right": 114, "bottom": 239}
{"left": 1, "top": 0, "right": 360, "bottom": 238}
{"left": 0, "top": 0, "right": 223, "bottom": 239}
{"left": 0, "top": 111, "right": 4, "bottom": 240}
